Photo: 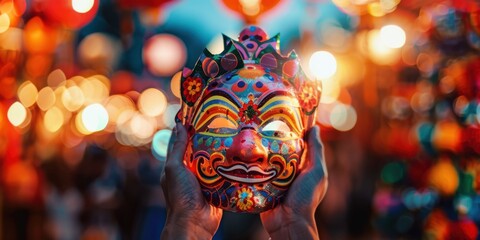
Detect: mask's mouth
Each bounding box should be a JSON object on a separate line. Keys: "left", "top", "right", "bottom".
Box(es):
{"left": 216, "top": 164, "right": 277, "bottom": 184}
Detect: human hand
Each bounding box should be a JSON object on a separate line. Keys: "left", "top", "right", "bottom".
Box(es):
{"left": 160, "top": 123, "right": 223, "bottom": 240}
{"left": 260, "top": 126, "right": 328, "bottom": 240}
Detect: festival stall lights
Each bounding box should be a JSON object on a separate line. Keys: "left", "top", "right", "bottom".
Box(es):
{"left": 370, "top": 1, "right": 480, "bottom": 237}
{"left": 221, "top": 0, "right": 281, "bottom": 24}
{"left": 6, "top": 69, "right": 177, "bottom": 153}
{"left": 0, "top": 0, "right": 188, "bottom": 157}
{"left": 1, "top": 0, "right": 415, "bottom": 152}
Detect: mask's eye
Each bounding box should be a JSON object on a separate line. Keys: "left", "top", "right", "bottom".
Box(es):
{"left": 262, "top": 120, "right": 290, "bottom": 132}
{"left": 261, "top": 120, "right": 296, "bottom": 138}
{"left": 206, "top": 117, "right": 237, "bottom": 134}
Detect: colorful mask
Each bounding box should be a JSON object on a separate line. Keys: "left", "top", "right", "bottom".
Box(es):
{"left": 176, "top": 26, "right": 321, "bottom": 213}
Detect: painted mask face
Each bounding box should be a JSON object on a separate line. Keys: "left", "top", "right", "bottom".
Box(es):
{"left": 176, "top": 26, "right": 321, "bottom": 213}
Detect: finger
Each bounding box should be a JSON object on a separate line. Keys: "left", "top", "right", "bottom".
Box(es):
{"left": 166, "top": 126, "right": 177, "bottom": 158}
{"left": 307, "top": 125, "right": 327, "bottom": 178}
{"left": 159, "top": 172, "right": 170, "bottom": 206}
{"left": 165, "top": 122, "right": 188, "bottom": 168}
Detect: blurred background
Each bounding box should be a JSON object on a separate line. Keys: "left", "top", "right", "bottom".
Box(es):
{"left": 1, "top": 0, "right": 480, "bottom": 239}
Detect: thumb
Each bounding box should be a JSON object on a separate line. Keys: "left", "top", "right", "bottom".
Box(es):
{"left": 165, "top": 123, "right": 189, "bottom": 168}
{"left": 307, "top": 125, "right": 327, "bottom": 178}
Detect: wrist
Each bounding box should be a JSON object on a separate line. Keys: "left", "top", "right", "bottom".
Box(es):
{"left": 161, "top": 214, "right": 215, "bottom": 240}
{"left": 267, "top": 214, "right": 319, "bottom": 240}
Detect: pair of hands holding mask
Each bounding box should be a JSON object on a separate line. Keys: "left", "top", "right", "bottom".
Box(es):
{"left": 160, "top": 123, "right": 328, "bottom": 240}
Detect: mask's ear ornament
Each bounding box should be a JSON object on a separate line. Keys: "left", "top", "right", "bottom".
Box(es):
{"left": 175, "top": 26, "right": 321, "bottom": 213}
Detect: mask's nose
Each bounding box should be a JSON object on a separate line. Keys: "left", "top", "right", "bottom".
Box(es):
{"left": 226, "top": 128, "right": 268, "bottom": 165}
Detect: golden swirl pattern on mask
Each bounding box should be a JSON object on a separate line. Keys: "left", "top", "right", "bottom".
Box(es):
{"left": 271, "top": 154, "right": 299, "bottom": 188}
{"left": 192, "top": 151, "right": 222, "bottom": 186}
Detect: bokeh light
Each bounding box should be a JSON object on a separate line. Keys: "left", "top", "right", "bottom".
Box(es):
{"left": 41, "top": 0, "right": 98, "bottom": 29}
{"left": 143, "top": 34, "right": 187, "bottom": 76}
{"left": 317, "top": 101, "right": 336, "bottom": 127}
{"left": 7, "top": 101, "right": 27, "bottom": 127}
{"left": 381, "top": 161, "right": 405, "bottom": 184}
{"left": 23, "top": 17, "right": 57, "bottom": 54}
{"left": 72, "top": 0, "right": 95, "bottom": 13}
{"left": 79, "top": 75, "right": 110, "bottom": 104}
{"left": 309, "top": 51, "right": 337, "bottom": 79}
{"left": 456, "top": 195, "right": 473, "bottom": 214}
{"left": 368, "top": 2, "right": 386, "bottom": 17}
{"left": 37, "top": 87, "right": 56, "bottom": 111}
{"left": 239, "top": 0, "right": 260, "bottom": 16}
{"left": 428, "top": 157, "right": 459, "bottom": 196}
{"left": 162, "top": 103, "right": 181, "bottom": 129}
{"left": 0, "top": 13, "right": 10, "bottom": 33}
{"left": 330, "top": 103, "right": 357, "bottom": 131}
{"left": 115, "top": 112, "right": 157, "bottom": 147}
{"left": 78, "top": 33, "right": 121, "bottom": 72}
{"left": 380, "top": 25, "right": 406, "bottom": 48}
{"left": 368, "top": 0, "right": 400, "bottom": 17}
{"left": 129, "top": 113, "right": 156, "bottom": 140}
{"left": 152, "top": 129, "right": 172, "bottom": 160}
{"left": 320, "top": 79, "right": 341, "bottom": 104}
{"left": 17, "top": 81, "right": 38, "bottom": 108}
{"left": 75, "top": 110, "right": 91, "bottom": 135}
{"left": 47, "top": 69, "right": 67, "bottom": 88}
{"left": 416, "top": 52, "right": 435, "bottom": 74}
{"left": 170, "top": 71, "right": 182, "bottom": 98}
{"left": 62, "top": 85, "right": 85, "bottom": 112}
{"left": 44, "top": 107, "right": 64, "bottom": 133}
{"left": 367, "top": 29, "right": 401, "bottom": 65}
{"left": 81, "top": 103, "right": 109, "bottom": 133}
{"left": 104, "top": 95, "right": 135, "bottom": 126}
{"left": 138, "top": 88, "right": 167, "bottom": 117}
{"left": 432, "top": 121, "right": 461, "bottom": 152}
{"left": 0, "top": 27, "right": 22, "bottom": 51}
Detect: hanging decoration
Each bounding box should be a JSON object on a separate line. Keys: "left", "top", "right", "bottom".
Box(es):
{"left": 39, "top": 0, "right": 99, "bottom": 29}
{"left": 221, "top": 0, "right": 282, "bottom": 24}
